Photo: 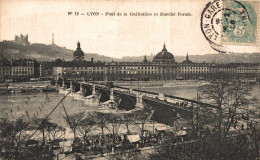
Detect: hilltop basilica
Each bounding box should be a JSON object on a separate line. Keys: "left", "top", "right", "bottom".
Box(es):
{"left": 14, "top": 34, "right": 30, "bottom": 46}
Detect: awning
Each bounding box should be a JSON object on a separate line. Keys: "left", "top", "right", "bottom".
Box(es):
{"left": 155, "top": 126, "right": 167, "bottom": 131}
{"left": 59, "top": 140, "right": 72, "bottom": 152}
{"left": 175, "top": 130, "right": 187, "bottom": 136}
{"left": 127, "top": 135, "right": 140, "bottom": 143}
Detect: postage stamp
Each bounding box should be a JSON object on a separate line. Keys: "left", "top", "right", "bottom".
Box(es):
{"left": 201, "top": 0, "right": 260, "bottom": 53}
{"left": 222, "top": 1, "right": 258, "bottom": 44}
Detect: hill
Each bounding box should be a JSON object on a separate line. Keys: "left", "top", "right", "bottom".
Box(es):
{"left": 0, "top": 41, "right": 259, "bottom": 63}
{"left": 0, "top": 41, "right": 120, "bottom": 62}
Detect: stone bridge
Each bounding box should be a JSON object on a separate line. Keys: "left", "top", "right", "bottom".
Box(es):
{"left": 59, "top": 81, "right": 218, "bottom": 126}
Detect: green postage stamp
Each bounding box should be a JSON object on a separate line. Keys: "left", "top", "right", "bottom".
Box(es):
{"left": 201, "top": 0, "right": 260, "bottom": 53}
{"left": 222, "top": 1, "right": 258, "bottom": 44}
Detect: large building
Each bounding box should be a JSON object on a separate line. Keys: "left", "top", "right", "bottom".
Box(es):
{"left": 0, "top": 59, "right": 37, "bottom": 82}
{"left": 52, "top": 43, "right": 260, "bottom": 82}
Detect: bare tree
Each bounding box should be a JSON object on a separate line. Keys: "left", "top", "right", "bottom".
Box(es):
{"left": 0, "top": 116, "right": 29, "bottom": 158}
{"left": 46, "top": 121, "right": 65, "bottom": 141}
{"left": 63, "top": 112, "right": 85, "bottom": 140}
{"left": 132, "top": 109, "right": 151, "bottom": 135}
{"left": 90, "top": 111, "right": 108, "bottom": 136}
{"left": 30, "top": 117, "right": 53, "bottom": 146}
{"left": 105, "top": 113, "right": 121, "bottom": 147}
{"left": 120, "top": 113, "right": 135, "bottom": 134}
{"left": 149, "top": 134, "right": 258, "bottom": 160}
{"left": 199, "top": 78, "right": 255, "bottom": 138}
{"left": 77, "top": 113, "right": 95, "bottom": 154}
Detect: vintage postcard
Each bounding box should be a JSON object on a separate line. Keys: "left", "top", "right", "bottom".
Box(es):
{"left": 0, "top": 0, "right": 259, "bottom": 159}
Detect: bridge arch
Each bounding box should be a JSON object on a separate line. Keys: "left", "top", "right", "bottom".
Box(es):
{"left": 113, "top": 93, "right": 136, "bottom": 110}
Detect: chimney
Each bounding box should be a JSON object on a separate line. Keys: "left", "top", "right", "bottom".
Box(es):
{"left": 91, "top": 58, "right": 94, "bottom": 62}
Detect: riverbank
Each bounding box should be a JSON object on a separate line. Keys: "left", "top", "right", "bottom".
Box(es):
{"left": 0, "top": 81, "right": 56, "bottom": 94}
{"left": 113, "top": 80, "right": 208, "bottom": 89}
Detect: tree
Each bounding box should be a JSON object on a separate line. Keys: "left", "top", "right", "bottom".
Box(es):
{"left": 149, "top": 134, "right": 258, "bottom": 160}
{"left": 0, "top": 116, "right": 29, "bottom": 158}
{"left": 120, "top": 113, "right": 135, "bottom": 134}
{"left": 30, "top": 117, "right": 52, "bottom": 146}
{"left": 199, "top": 78, "right": 255, "bottom": 138}
{"left": 63, "top": 112, "right": 85, "bottom": 140}
{"left": 105, "top": 113, "right": 121, "bottom": 147}
{"left": 132, "top": 109, "right": 151, "bottom": 135}
{"left": 198, "top": 78, "right": 259, "bottom": 158}
{"left": 46, "top": 121, "right": 65, "bottom": 141}
{"left": 90, "top": 111, "right": 108, "bottom": 137}
{"left": 77, "top": 113, "right": 95, "bottom": 155}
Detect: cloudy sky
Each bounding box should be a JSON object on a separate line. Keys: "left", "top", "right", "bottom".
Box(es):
{"left": 0, "top": 0, "right": 219, "bottom": 58}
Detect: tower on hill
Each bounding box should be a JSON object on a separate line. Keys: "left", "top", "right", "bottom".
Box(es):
{"left": 14, "top": 34, "right": 29, "bottom": 46}
{"left": 52, "top": 33, "right": 55, "bottom": 45}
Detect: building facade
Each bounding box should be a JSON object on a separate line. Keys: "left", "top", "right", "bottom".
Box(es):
{"left": 1, "top": 42, "right": 259, "bottom": 83}
{"left": 52, "top": 43, "right": 260, "bottom": 82}
{"left": 0, "top": 59, "right": 37, "bottom": 82}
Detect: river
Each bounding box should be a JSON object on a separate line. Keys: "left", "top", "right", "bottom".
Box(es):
{"left": 0, "top": 83, "right": 259, "bottom": 136}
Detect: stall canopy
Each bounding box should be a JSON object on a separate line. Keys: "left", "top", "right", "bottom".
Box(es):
{"left": 175, "top": 130, "right": 187, "bottom": 136}
{"left": 155, "top": 126, "right": 167, "bottom": 131}
{"left": 127, "top": 135, "right": 140, "bottom": 143}
{"left": 59, "top": 140, "right": 73, "bottom": 152}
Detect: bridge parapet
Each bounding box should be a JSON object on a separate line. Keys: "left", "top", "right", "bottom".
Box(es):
{"left": 82, "top": 81, "right": 218, "bottom": 111}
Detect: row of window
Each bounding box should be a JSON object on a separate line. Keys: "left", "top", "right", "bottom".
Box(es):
{"left": 63, "top": 71, "right": 104, "bottom": 75}
{"left": 12, "top": 71, "right": 33, "bottom": 75}
{"left": 12, "top": 68, "right": 33, "bottom": 71}
{"left": 64, "top": 67, "right": 104, "bottom": 70}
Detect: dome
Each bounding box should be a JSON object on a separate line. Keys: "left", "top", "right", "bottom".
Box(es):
{"left": 154, "top": 44, "right": 174, "bottom": 60}
{"left": 73, "top": 41, "right": 84, "bottom": 60}
{"left": 153, "top": 44, "right": 175, "bottom": 64}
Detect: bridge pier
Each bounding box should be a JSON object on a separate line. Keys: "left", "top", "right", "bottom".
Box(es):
{"left": 62, "top": 80, "right": 65, "bottom": 88}
{"left": 82, "top": 83, "right": 92, "bottom": 96}
{"left": 110, "top": 88, "right": 114, "bottom": 101}
{"left": 84, "top": 83, "right": 100, "bottom": 105}
{"left": 68, "top": 80, "right": 75, "bottom": 97}
{"left": 92, "top": 84, "right": 96, "bottom": 95}
{"left": 55, "top": 80, "right": 58, "bottom": 87}
{"left": 99, "top": 88, "right": 115, "bottom": 109}
{"left": 62, "top": 80, "right": 73, "bottom": 95}
{"left": 73, "top": 82, "right": 84, "bottom": 101}
{"left": 58, "top": 79, "right": 67, "bottom": 94}
{"left": 135, "top": 92, "right": 144, "bottom": 109}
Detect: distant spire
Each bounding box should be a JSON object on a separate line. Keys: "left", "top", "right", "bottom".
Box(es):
{"left": 186, "top": 52, "right": 189, "bottom": 61}
{"left": 143, "top": 55, "right": 148, "bottom": 63}
{"left": 52, "top": 33, "right": 54, "bottom": 45}
{"left": 77, "top": 41, "right": 81, "bottom": 49}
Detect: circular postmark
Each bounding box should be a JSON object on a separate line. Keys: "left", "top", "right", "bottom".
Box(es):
{"left": 201, "top": 0, "right": 256, "bottom": 48}
{"left": 201, "top": 0, "right": 223, "bottom": 46}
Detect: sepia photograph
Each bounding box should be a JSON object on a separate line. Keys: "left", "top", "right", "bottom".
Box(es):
{"left": 0, "top": 0, "right": 259, "bottom": 159}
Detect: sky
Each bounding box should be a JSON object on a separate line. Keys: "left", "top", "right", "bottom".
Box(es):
{"left": 0, "top": 0, "right": 220, "bottom": 58}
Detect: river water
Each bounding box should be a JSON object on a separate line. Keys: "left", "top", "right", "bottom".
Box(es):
{"left": 0, "top": 83, "right": 259, "bottom": 134}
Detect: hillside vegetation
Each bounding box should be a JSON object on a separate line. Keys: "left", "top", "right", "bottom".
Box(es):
{"left": 1, "top": 41, "right": 259, "bottom": 63}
